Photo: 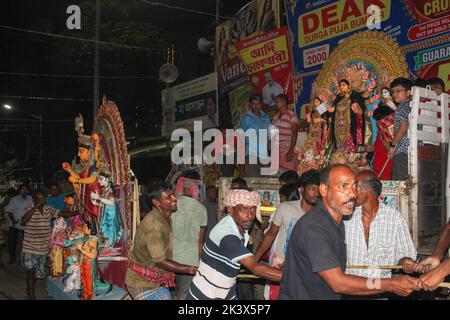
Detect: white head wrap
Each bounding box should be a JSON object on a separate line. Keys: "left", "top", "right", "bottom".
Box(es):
{"left": 225, "top": 189, "right": 260, "bottom": 207}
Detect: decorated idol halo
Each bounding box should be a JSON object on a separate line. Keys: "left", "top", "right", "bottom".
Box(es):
{"left": 310, "top": 30, "right": 408, "bottom": 109}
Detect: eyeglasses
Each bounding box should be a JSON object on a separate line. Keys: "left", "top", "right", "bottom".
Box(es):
{"left": 391, "top": 88, "right": 406, "bottom": 94}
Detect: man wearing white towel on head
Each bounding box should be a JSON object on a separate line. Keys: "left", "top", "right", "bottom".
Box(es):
{"left": 186, "top": 188, "right": 282, "bottom": 300}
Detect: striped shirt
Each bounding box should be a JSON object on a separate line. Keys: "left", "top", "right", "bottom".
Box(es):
{"left": 22, "top": 205, "right": 60, "bottom": 255}
{"left": 272, "top": 110, "right": 298, "bottom": 144}
{"left": 344, "top": 204, "right": 417, "bottom": 279}
{"left": 187, "top": 215, "right": 252, "bottom": 300}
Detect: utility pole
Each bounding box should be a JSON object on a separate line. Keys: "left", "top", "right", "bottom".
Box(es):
{"left": 39, "top": 114, "right": 43, "bottom": 185}
{"left": 214, "top": 0, "right": 220, "bottom": 73}
{"left": 93, "top": 0, "right": 101, "bottom": 117}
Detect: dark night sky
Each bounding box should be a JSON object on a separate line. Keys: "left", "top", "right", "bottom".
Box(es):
{"left": 0, "top": 0, "right": 246, "bottom": 184}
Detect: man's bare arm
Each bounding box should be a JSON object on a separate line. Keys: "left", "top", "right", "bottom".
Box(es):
{"left": 239, "top": 255, "right": 282, "bottom": 282}
{"left": 432, "top": 222, "right": 450, "bottom": 260}
{"left": 156, "top": 259, "right": 197, "bottom": 275}
{"left": 319, "top": 267, "right": 420, "bottom": 297}
{"left": 198, "top": 226, "right": 206, "bottom": 258}
{"left": 254, "top": 224, "right": 280, "bottom": 262}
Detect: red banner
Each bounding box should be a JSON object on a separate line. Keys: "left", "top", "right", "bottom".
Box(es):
{"left": 235, "top": 26, "right": 294, "bottom": 116}
{"left": 407, "top": 14, "right": 450, "bottom": 41}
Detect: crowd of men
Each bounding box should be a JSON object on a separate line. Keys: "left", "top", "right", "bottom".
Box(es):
{"left": 0, "top": 76, "right": 447, "bottom": 300}
{"left": 0, "top": 182, "right": 78, "bottom": 299}
{"left": 122, "top": 76, "right": 449, "bottom": 300}
{"left": 124, "top": 165, "right": 449, "bottom": 300}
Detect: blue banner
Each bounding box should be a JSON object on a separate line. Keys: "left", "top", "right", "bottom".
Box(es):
{"left": 284, "top": 0, "right": 450, "bottom": 115}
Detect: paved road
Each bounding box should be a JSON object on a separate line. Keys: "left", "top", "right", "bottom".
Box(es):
{"left": 0, "top": 250, "right": 52, "bottom": 300}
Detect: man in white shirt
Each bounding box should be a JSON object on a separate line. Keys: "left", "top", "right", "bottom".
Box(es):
{"left": 262, "top": 71, "right": 283, "bottom": 108}
{"left": 344, "top": 171, "right": 417, "bottom": 296}
{"left": 254, "top": 169, "right": 320, "bottom": 299}
{"left": 6, "top": 184, "right": 33, "bottom": 264}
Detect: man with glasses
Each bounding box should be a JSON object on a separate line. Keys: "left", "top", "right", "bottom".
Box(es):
{"left": 387, "top": 77, "right": 413, "bottom": 180}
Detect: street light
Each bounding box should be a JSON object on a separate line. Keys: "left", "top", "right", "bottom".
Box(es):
{"left": 3, "top": 104, "right": 43, "bottom": 185}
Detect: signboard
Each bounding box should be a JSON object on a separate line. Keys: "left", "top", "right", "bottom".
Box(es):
{"left": 235, "top": 26, "right": 294, "bottom": 116}
{"left": 283, "top": 0, "right": 450, "bottom": 114}
{"left": 414, "top": 43, "right": 450, "bottom": 70}
{"left": 216, "top": 0, "right": 282, "bottom": 130}
{"left": 161, "top": 73, "right": 218, "bottom": 136}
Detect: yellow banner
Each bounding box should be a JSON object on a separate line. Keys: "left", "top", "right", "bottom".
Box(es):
{"left": 298, "top": 0, "right": 391, "bottom": 47}
{"left": 238, "top": 35, "right": 289, "bottom": 74}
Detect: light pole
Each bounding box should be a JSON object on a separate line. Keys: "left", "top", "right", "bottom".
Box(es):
{"left": 3, "top": 104, "right": 43, "bottom": 185}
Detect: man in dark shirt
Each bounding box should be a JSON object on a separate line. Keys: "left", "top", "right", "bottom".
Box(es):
{"left": 279, "top": 164, "right": 422, "bottom": 300}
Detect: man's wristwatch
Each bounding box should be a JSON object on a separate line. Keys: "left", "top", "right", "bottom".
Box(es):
{"left": 389, "top": 142, "right": 396, "bottom": 148}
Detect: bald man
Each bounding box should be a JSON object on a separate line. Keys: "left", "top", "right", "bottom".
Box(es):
{"left": 343, "top": 171, "right": 417, "bottom": 298}
{"left": 279, "top": 164, "right": 421, "bottom": 300}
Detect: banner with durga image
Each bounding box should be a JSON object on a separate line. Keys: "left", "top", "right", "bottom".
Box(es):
{"left": 235, "top": 26, "right": 294, "bottom": 117}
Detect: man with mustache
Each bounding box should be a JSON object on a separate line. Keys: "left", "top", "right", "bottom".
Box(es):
{"left": 343, "top": 170, "right": 417, "bottom": 299}
{"left": 186, "top": 188, "right": 282, "bottom": 300}
{"left": 279, "top": 164, "right": 422, "bottom": 299}
{"left": 254, "top": 169, "right": 320, "bottom": 299}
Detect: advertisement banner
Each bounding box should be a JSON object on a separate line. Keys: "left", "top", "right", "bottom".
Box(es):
{"left": 216, "top": 19, "right": 249, "bottom": 95}
{"left": 283, "top": 0, "right": 450, "bottom": 114}
{"left": 414, "top": 43, "right": 450, "bottom": 70}
{"left": 161, "top": 73, "right": 218, "bottom": 136}
{"left": 297, "top": 0, "right": 391, "bottom": 48}
{"left": 257, "top": 0, "right": 281, "bottom": 33}
{"left": 235, "top": 26, "right": 294, "bottom": 116}
{"left": 216, "top": 1, "right": 258, "bottom": 95}
{"left": 216, "top": 0, "right": 281, "bottom": 95}
{"left": 418, "top": 59, "right": 450, "bottom": 94}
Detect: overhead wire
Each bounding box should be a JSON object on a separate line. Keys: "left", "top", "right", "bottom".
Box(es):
{"left": 139, "top": 0, "right": 229, "bottom": 19}
{"left": 0, "top": 118, "right": 74, "bottom": 122}
{"left": 0, "top": 95, "right": 93, "bottom": 102}
{"left": 0, "top": 24, "right": 167, "bottom": 53}
{"left": 0, "top": 71, "right": 159, "bottom": 80}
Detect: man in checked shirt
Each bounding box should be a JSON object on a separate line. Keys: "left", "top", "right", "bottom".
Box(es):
{"left": 343, "top": 170, "right": 417, "bottom": 298}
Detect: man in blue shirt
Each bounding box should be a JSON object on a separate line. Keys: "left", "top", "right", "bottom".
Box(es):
{"left": 239, "top": 93, "right": 271, "bottom": 177}
{"left": 45, "top": 183, "right": 66, "bottom": 228}
{"left": 45, "top": 183, "right": 66, "bottom": 212}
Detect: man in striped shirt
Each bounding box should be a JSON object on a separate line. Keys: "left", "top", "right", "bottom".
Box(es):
{"left": 20, "top": 190, "right": 78, "bottom": 300}
{"left": 272, "top": 94, "right": 299, "bottom": 173}
{"left": 186, "top": 188, "right": 282, "bottom": 300}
